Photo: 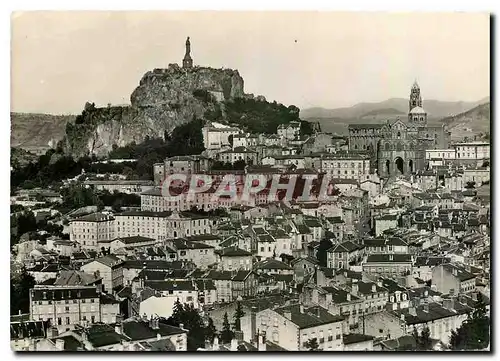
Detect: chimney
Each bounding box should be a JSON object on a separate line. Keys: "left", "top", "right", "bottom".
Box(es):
{"left": 377, "top": 280, "right": 383, "bottom": 288}
{"left": 352, "top": 283, "right": 359, "bottom": 296}
{"left": 443, "top": 298, "right": 455, "bottom": 310}
{"left": 49, "top": 327, "right": 59, "bottom": 338}
{"left": 151, "top": 318, "right": 160, "bottom": 330}
{"left": 250, "top": 307, "right": 257, "bottom": 344}
{"left": 400, "top": 314, "right": 405, "bottom": 322}
{"left": 179, "top": 323, "right": 184, "bottom": 330}
{"left": 423, "top": 304, "right": 429, "bottom": 313}
{"left": 230, "top": 338, "right": 238, "bottom": 351}
{"left": 234, "top": 330, "right": 244, "bottom": 341}
{"left": 213, "top": 336, "right": 219, "bottom": 350}
{"left": 115, "top": 323, "right": 122, "bottom": 335}
{"left": 300, "top": 305, "right": 304, "bottom": 314}
{"left": 258, "top": 332, "right": 266, "bottom": 351}
{"left": 346, "top": 293, "right": 351, "bottom": 302}
{"left": 424, "top": 290, "right": 429, "bottom": 297}
{"left": 142, "top": 313, "right": 148, "bottom": 322}
{"left": 408, "top": 307, "right": 417, "bottom": 316}
{"left": 157, "top": 333, "right": 161, "bottom": 341}
{"left": 55, "top": 339, "right": 65, "bottom": 351}
{"left": 371, "top": 284, "right": 377, "bottom": 293}
{"left": 284, "top": 311, "right": 292, "bottom": 320}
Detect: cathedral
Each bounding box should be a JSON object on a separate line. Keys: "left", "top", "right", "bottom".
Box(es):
{"left": 348, "top": 81, "right": 451, "bottom": 178}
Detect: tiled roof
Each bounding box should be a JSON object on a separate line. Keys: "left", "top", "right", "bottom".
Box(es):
{"left": 53, "top": 271, "right": 101, "bottom": 286}
{"left": 94, "top": 255, "right": 123, "bottom": 268}
{"left": 10, "top": 320, "right": 49, "bottom": 340}
{"left": 114, "top": 236, "right": 156, "bottom": 245}
{"left": 365, "top": 254, "right": 412, "bottom": 263}
{"left": 144, "top": 280, "right": 195, "bottom": 292}
{"left": 414, "top": 256, "right": 450, "bottom": 268}
{"left": 30, "top": 286, "right": 99, "bottom": 301}
{"left": 254, "top": 258, "right": 292, "bottom": 270}
{"left": 441, "top": 263, "right": 475, "bottom": 281}
{"left": 392, "top": 301, "right": 472, "bottom": 325}
{"left": 343, "top": 333, "right": 374, "bottom": 345}
{"left": 171, "top": 239, "right": 213, "bottom": 250}
{"left": 72, "top": 212, "right": 114, "bottom": 223}
{"left": 215, "top": 246, "right": 252, "bottom": 257}
{"left": 273, "top": 304, "right": 344, "bottom": 329}
{"left": 321, "top": 286, "right": 360, "bottom": 304}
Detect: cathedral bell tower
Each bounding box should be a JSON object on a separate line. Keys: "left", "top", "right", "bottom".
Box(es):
{"left": 182, "top": 37, "right": 193, "bottom": 69}
{"left": 408, "top": 80, "right": 427, "bottom": 125}
{"left": 409, "top": 80, "right": 422, "bottom": 112}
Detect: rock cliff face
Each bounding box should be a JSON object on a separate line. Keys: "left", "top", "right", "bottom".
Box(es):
{"left": 65, "top": 64, "right": 245, "bottom": 157}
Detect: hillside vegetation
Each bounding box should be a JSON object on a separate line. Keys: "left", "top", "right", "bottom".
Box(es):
{"left": 441, "top": 102, "right": 490, "bottom": 141}
{"left": 10, "top": 113, "right": 74, "bottom": 152}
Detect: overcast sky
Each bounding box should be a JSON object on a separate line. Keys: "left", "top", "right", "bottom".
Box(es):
{"left": 11, "top": 11, "right": 490, "bottom": 114}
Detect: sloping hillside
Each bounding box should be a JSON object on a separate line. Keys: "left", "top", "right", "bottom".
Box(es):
{"left": 441, "top": 102, "right": 490, "bottom": 141}
{"left": 10, "top": 113, "right": 74, "bottom": 153}
{"left": 301, "top": 98, "right": 485, "bottom": 119}
{"left": 360, "top": 107, "right": 405, "bottom": 120}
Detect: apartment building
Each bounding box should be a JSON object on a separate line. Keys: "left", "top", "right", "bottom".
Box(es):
{"left": 69, "top": 213, "right": 115, "bottom": 251}
{"left": 452, "top": 141, "right": 490, "bottom": 161}
{"left": 431, "top": 263, "right": 476, "bottom": 295}
{"left": 80, "top": 255, "right": 124, "bottom": 292}
{"left": 363, "top": 298, "right": 472, "bottom": 344}
{"left": 320, "top": 153, "right": 371, "bottom": 182}
{"left": 29, "top": 285, "right": 120, "bottom": 331}
{"left": 216, "top": 146, "right": 259, "bottom": 165}
{"left": 166, "top": 239, "right": 216, "bottom": 269}
{"left": 252, "top": 304, "right": 344, "bottom": 351}
{"left": 83, "top": 179, "right": 154, "bottom": 194}
{"left": 114, "top": 210, "right": 212, "bottom": 241}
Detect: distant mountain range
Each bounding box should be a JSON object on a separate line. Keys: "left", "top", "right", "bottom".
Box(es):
{"left": 301, "top": 97, "right": 490, "bottom": 120}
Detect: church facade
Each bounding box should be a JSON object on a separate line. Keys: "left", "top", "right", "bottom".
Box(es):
{"left": 348, "top": 82, "right": 451, "bottom": 178}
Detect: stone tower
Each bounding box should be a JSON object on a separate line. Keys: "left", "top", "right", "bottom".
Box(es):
{"left": 182, "top": 37, "right": 193, "bottom": 69}
{"left": 408, "top": 80, "right": 427, "bottom": 126}
{"left": 409, "top": 80, "right": 422, "bottom": 112}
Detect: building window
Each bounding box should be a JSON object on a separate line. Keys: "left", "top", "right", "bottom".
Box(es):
{"left": 57, "top": 318, "right": 62, "bottom": 325}
{"left": 66, "top": 317, "right": 70, "bottom": 325}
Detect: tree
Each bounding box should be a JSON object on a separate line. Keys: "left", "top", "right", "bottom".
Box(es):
{"left": 465, "top": 181, "right": 476, "bottom": 189}
{"left": 415, "top": 326, "right": 432, "bottom": 350}
{"left": 205, "top": 317, "right": 217, "bottom": 344}
{"left": 233, "top": 301, "right": 245, "bottom": 332}
{"left": 305, "top": 338, "right": 319, "bottom": 351}
{"left": 220, "top": 312, "right": 234, "bottom": 344}
{"left": 169, "top": 298, "right": 185, "bottom": 326}
{"left": 166, "top": 300, "right": 206, "bottom": 351}
{"left": 11, "top": 268, "right": 36, "bottom": 315}
{"left": 450, "top": 293, "right": 490, "bottom": 350}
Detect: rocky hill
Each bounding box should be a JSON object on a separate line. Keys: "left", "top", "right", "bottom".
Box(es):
{"left": 65, "top": 64, "right": 245, "bottom": 157}
{"left": 10, "top": 113, "right": 74, "bottom": 154}
{"left": 441, "top": 102, "right": 490, "bottom": 141}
